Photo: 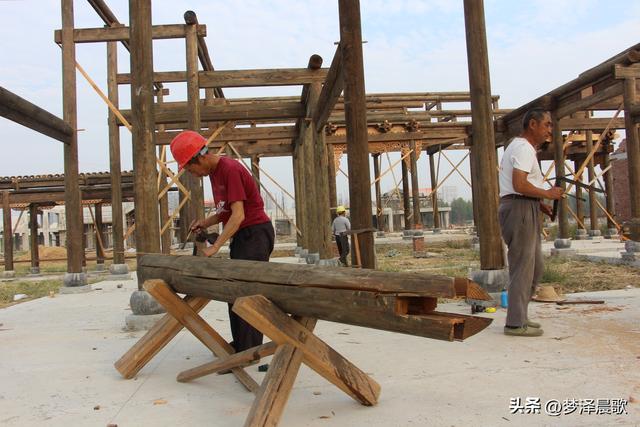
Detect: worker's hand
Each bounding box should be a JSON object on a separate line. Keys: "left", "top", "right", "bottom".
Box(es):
{"left": 189, "top": 218, "right": 207, "bottom": 234}
{"left": 201, "top": 244, "right": 220, "bottom": 258}
{"left": 540, "top": 203, "right": 553, "bottom": 217}
{"left": 546, "top": 187, "right": 564, "bottom": 200}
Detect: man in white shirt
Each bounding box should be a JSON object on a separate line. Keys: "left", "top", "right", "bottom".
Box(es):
{"left": 498, "top": 108, "right": 563, "bottom": 337}
{"left": 332, "top": 206, "right": 351, "bottom": 266}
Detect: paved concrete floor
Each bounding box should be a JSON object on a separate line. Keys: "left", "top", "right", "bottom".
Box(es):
{"left": 0, "top": 272, "right": 638, "bottom": 427}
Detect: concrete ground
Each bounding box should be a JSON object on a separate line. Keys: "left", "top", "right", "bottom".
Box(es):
{"left": 0, "top": 270, "right": 638, "bottom": 426}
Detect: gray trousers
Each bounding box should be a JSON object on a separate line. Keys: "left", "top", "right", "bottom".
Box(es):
{"left": 498, "top": 198, "right": 543, "bottom": 327}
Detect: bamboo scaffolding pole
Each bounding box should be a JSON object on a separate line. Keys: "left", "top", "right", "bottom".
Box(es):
{"left": 587, "top": 164, "right": 612, "bottom": 187}
{"left": 441, "top": 151, "right": 471, "bottom": 187}
{"left": 426, "top": 152, "right": 469, "bottom": 198}
{"left": 161, "top": 196, "right": 189, "bottom": 235}
{"left": 227, "top": 142, "right": 301, "bottom": 237}
{"left": 338, "top": 167, "right": 349, "bottom": 178}
{"left": 251, "top": 162, "right": 295, "bottom": 201}
{"left": 87, "top": 205, "right": 107, "bottom": 256}
{"left": 370, "top": 149, "right": 412, "bottom": 186}
{"left": 384, "top": 151, "right": 403, "bottom": 208}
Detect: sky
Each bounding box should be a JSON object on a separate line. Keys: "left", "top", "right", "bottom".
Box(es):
{"left": 1, "top": 0, "right": 639, "bottom": 207}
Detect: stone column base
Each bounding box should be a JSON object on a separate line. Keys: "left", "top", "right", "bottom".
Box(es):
{"left": 469, "top": 268, "right": 509, "bottom": 307}
{"left": 2, "top": 270, "right": 15, "bottom": 279}
{"left": 62, "top": 272, "right": 88, "bottom": 288}
{"left": 125, "top": 313, "right": 165, "bottom": 331}
{"left": 28, "top": 267, "right": 41, "bottom": 276}
{"left": 376, "top": 231, "right": 386, "bottom": 238}
{"left": 305, "top": 253, "right": 320, "bottom": 265}
{"left": 604, "top": 228, "right": 619, "bottom": 239}
{"left": 550, "top": 248, "right": 577, "bottom": 257}
{"left": 318, "top": 258, "right": 340, "bottom": 267}
{"left": 108, "top": 263, "right": 131, "bottom": 281}
{"left": 94, "top": 263, "right": 107, "bottom": 273}
{"left": 432, "top": 228, "right": 442, "bottom": 234}
{"left": 130, "top": 290, "right": 165, "bottom": 316}
{"left": 402, "top": 230, "right": 414, "bottom": 240}
{"left": 574, "top": 229, "right": 588, "bottom": 240}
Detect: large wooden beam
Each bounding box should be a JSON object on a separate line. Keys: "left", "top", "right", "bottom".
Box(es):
{"left": 129, "top": 0, "right": 161, "bottom": 269}
{"left": 314, "top": 45, "right": 344, "bottom": 130}
{"left": 463, "top": 0, "right": 503, "bottom": 270}
{"left": 199, "top": 68, "right": 328, "bottom": 88}
{"left": 138, "top": 254, "right": 492, "bottom": 341}
{"left": 555, "top": 80, "right": 624, "bottom": 119}
{"left": 53, "top": 24, "right": 206, "bottom": 44}
{"left": 339, "top": 0, "right": 375, "bottom": 269}
{"left": 61, "top": 0, "right": 84, "bottom": 278}
{"left": 155, "top": 126, "right": 296, "bottom": 145}
{"left": 0, "top": 87, "right": 73, "bottom": 144}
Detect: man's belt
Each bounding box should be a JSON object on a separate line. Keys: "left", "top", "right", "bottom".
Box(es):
{"left": 500, "top": 194, "right": 540, "bottom": 202}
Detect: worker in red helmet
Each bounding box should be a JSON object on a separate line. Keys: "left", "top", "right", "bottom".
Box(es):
{"left": 170, "top": 130, "right": 274, "bottom": 353}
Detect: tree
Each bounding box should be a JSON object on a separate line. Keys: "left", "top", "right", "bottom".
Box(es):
{"left": 450, "top": 197, "right": 473, "bottom": 225}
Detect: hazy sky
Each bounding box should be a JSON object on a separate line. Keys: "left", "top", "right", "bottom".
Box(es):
{"left": 1, "top": 0, "right": 639, "bottom": 205}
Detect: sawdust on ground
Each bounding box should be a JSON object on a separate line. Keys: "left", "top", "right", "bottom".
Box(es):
{"left": 16, "top": 246, "right": 67, "bottom": 261}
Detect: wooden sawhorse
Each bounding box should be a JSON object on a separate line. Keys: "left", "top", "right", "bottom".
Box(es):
{"left": 115, "top": 279, "right": 380, "bottom": 426}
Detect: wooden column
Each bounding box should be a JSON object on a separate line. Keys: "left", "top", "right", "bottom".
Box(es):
{"left": 623, "top": 77, "right": 640, "bottom": 227}
{"left": 552, "top": 114, "right": 570, "bottom": 239}
{"left": 401, "top": 157, "right": 412, "bottom": 230}
{"left": 463, "top": 0, "right": 503, "bottom": 269}
{"left": 129, "top": 0, "right": 161, "bottom": 272}
{"left": 574, "top": 160, "right": 585, "bottom": 229}
{"left": 2, "top": 191, "right": 13, "bottom": 272}
{"left": 327, "top": 148, "right": 338, "bottom": 221}
{"left": 339, "top": 0, "right": 375, "bottom": 269}
{"left": 182, "top": 20, "right": 205, "bottom": 248}
{"left": 373, "top": 153, "right": 383, "bottom": 232}
{"left": 585, "top": 130, "right": 599, "bottom": 233}
{"left": 292, "top": 149, "right": 305, "bottom": 248}
{"left": 315, "top": 131, "right": 333, "bottom": 258}
{"left": 61, "top": 0, "right": 84, "bottom": 277}
{"left": 429, "top": 153, "right": 441, "bottom": 230}
{"left": 95, "top": 203, "right": 105, "bottom": 266}
{"left": 409, "top": 140, "right": 422, "bottom": 229}
{"left": 603, "top": 151, "right": 616, "bottom": 231}
{"left": 107, "top": 38, "right": 125, "bottom": 265}
{"left": 29, "top": 204, "right": 40, "bottom": 273}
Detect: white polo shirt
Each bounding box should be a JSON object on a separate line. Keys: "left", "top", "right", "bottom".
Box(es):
{"left": 499, "top": 137, "right": 545, "bottom": 197}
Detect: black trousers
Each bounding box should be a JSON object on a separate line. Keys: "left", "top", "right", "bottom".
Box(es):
{"left": 228, "top": 221, "right": 275, "bottom": 352}
{"left": 335, "top": 233, "right": 349, "bottom": 266}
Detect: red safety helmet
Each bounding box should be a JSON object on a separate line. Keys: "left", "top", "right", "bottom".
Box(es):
{"left": 170, "top": 130, "right": 207, "bottom": 170}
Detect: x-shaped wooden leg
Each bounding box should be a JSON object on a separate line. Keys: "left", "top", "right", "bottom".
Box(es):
{"left": 233, "top": 295, "right": 381, "bottom": 427}
{"left": 141, "top": 279, "right": 259, "bottom": 392}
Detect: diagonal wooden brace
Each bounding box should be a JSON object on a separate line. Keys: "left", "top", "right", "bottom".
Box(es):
{"left": 144, "top": 280, "right": 259, "bottom": 393}
{"left": 233, "top": 295, "right": 381, "bottom": 406}
{"left": 114, "top": 295, "right": 210, "bottom": 379}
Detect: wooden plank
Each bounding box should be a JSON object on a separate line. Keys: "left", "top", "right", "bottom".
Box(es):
{"left": 233, "top": 296, "right": 380, "bottom": 406}
{"left": 144, "top": 280, "right": 259, "bottom": 392}
{"left": 0, "top": 87, "right": 73, "bottom": 144}
{"left": 114, "top": 295, "right": 210, "bottom": 379}
{"left": 614, "top": 64, "right": 640, "bottom": 79}
{"left": 178, "top": 342, "right": 278, "bottom": 382}
{"left": 244, "top": 317, "right": 316, "bottom": 427}
{"left": 199, "top": 68, "right": 328, "bottom": 88}
{"left": 116, "top": 71, "right": 186, "bottom": 85}
{"left": 558, "top": 117, "right": 626, "bottom": 131}
{"left": 155, "top": 126, "right": 296, "bottom": 145}
{"left": 555, "top": 81, "right": 624, "bottom": 119}
{"left": 54, "top": 24, "right": 206, "bottom": 43}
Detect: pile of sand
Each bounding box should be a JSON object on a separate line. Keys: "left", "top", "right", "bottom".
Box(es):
{"left": 16, "top": 245, "right": 67, "bottom": 261}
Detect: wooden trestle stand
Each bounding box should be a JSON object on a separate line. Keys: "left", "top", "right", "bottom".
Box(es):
{"left": 115, "top": 254, "right": 492, "bottom": 426}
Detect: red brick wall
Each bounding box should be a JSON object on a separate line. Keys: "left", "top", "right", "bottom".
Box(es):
{"left": 612, "top": 140, "right": 631, "bottom": 222}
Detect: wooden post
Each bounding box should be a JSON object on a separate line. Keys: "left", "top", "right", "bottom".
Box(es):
{"left": 339, "top": 0, "right": 375, "bottom": 269}
{"left": 623, "top": 77, "right": 640, "bottom": 237}
{"left": 2, "top": 191, "right": 14, "bottom": 273}
{"left": 552, "top": 114, "right": 570, "bottom": 239}
{"left": 603, "top": 151, "right": 616, "bottom": 231}
{"left": 463, "top": 0, "right": 503, "bottom": 269}
{"left": 183, "top": 20, "right": 205, "bottom": 250}
{"left": 292, "top": 145, "right": 306, "bottom": 248}
{"left": 315, "top": 131, "right": 333, "bottom": 259}
{"left": 61, "top": 0, "right": 84, "bottom": 281}
{"left": 401, "top": 156, "right": 412, "bottom": 230}
{"left": 107, "top": 37, "right": 126, "bottom": 266}
{"left": 29, "top": 204, "right": 40, "bottom": 274}
{"left": 95, "top": 203, "right": 105, "bottom": 266}
{"left": 574, "top": 160, "right": 585, "bottom": 230}
{"left": 327, "top": 148, "right": 338, "bottom": 221}
{"left": 129, "top": 0, "right": 161, "bottom": 273}
{"left": 409, "top": 140, "right": 422, "bottom": 229}
{"left": 585, "top": 130, "right": 599, "bottom": 233}
{"left": 429, "top": 153, "right": 441, "bottom": 230}
{"left": 373, "top": 153, "right": 383, "bottom": 232}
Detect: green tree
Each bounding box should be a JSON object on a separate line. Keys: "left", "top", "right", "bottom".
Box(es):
{"left": 450, "top": 197, "right": 473, "bottom": 224}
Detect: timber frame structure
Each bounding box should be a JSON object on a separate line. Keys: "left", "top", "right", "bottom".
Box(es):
{"left": 0, "top": 0, "right": 637, "bottom": 280}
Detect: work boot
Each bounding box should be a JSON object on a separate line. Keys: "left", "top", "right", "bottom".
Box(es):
{"left": 526, "top": 319, "right": 542, "bottom": 328}
{"left": 503, "top": 325, "right": 544, "bottom": 337}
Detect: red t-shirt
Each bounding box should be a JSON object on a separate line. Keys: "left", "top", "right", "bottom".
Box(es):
{"left": 208, "top": 156, "right": 271, "bottom": 229}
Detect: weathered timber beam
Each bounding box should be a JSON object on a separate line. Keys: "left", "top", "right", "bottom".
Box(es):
{"left": 557, "top": 117, "right": 626, "bottom": 131}
{"left": 183, "top": 11, "right": 223, "bottom": 98}
{"left": 0, "top": 87, "right": 73, "bottom": 144}
{"left": 137, "top": 255, "right": 492, "bottom": 341}
{"left": 198, "top": 68, "right": 328, "bottom": 88}
{"left": 54, "top": 24, "right": 206, "bottom": 43}
{"left": 117, "top": 71, "right": 186, "bottom": 85}
{"left": 314, "top": 45, "right": 343, "bottom": 130}
{"left": 155, "top": 126, "right": 296, "bottom": 145}
{"left": 328, "top": 110, "right": 502, "bottom": 123}
{"left": 614, "top": 63, "right": 640, "bottom": 79}
{"left": 325, "top": 131, "right": 466, "bottom": 144}
{"left": 119, "top": 101, "right": 304, "bottom": 125}
{"left": 555, "top": 81, "right": 624, "bottom": 118}
{"left": 6, "top": 186, "right": 136, "bottom": 205}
